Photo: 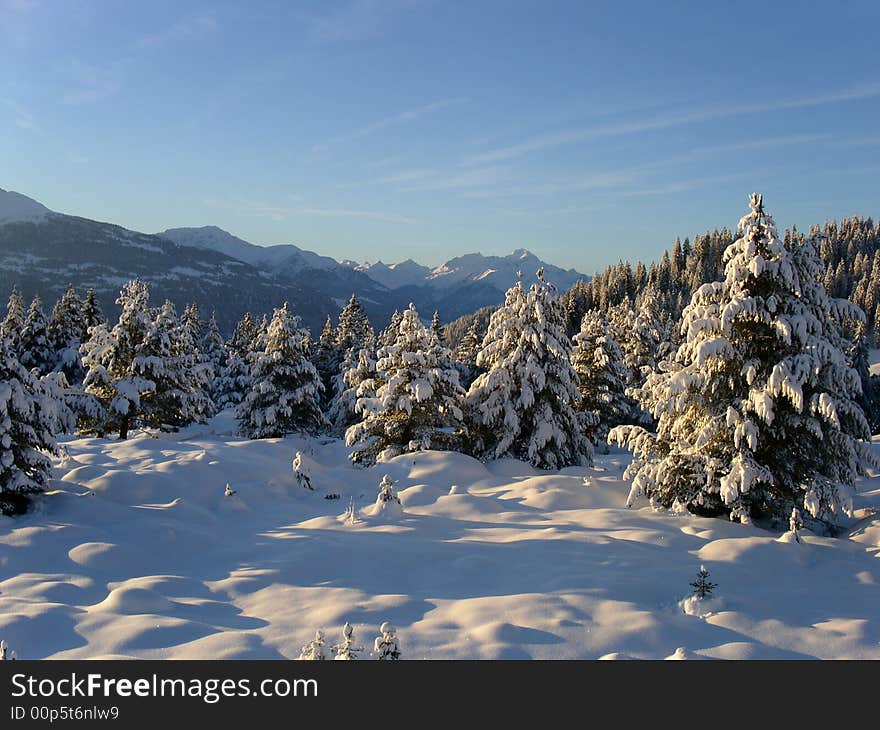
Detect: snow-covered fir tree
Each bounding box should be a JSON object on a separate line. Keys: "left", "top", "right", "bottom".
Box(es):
{"left": 611, "top": 194, "right": 876, "bottom": 525}
{"left": 213, "top": 312, "right": 257, "bottom": 410}
{"left": 570, "top": 310, "right": 630, "bottom": 446}
{"left": 335, "top": 294, "right": 373, "bottom": 355}
{"left": 0, "top": 639, "right": 16, "bottom": 660}
{"left": 379, "top": 309, "right": 402, "bottom": 346}
{"left": 465, "top": 270, "right": 593, "bottom": 469}
{"left": 19, "top": 296, "right": 55, "bottom": 376}
{"left": 132, "top": 299, "right": 213, "bottom": 431}
{"left": 80, "top": 279, "right": 154, "bottom": 438}
{"left": 237, "top": 303, "right": 326, "bottom": 438}
{"left": 314, "top": 314, "right": 341, "bottom": 407}
{"left": 690, "top": 566, "right": 717, "bottom": 599}
{"left": 332, "top": 622, "right": 363, "bottom": 660}
{"left": 81, "top": 288, "right": 105, "bottom": 337}
{"left": 298, "top": 630, "right": 327, "bottom": 660}
{"left": 327, "top": 333, "right": 377, "bottom": 434}
{"left": 1, "top": 285, "right": 25, "bottom": 353}
{"left": 198, "top": 311, "right": 226, "bottom": 406}
{"left": 346, "top": 303, "right": 465, "bottom": 464}
{"left": 0, "top": 335, "right": 72, "bottom": 515}
{"left": 48, "top": 285, "right": 87, "bottom": 383}
{"left": 373, "top": 622, "right": 401, "bottom": 660}
{"left": 453, "top": 319, "right": 482, "bottom": 388}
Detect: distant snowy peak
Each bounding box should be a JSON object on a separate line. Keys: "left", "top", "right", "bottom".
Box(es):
{"left": 0, "top": 188, "right": 53, "bottom": 225}
{"left": 353, "top": 248, "right": 585, "bottom": 292}
{"left": 160, "top": 226, "right": 340, "bottom": 271}
{"left": 351, "top": 258, "right": 432, "bottom": 289}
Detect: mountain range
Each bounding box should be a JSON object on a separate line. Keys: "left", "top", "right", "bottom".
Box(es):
{"left": 0, "top": 188, "right": 588, "bottom": 334}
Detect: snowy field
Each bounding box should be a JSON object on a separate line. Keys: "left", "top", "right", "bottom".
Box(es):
{"left": 1, "top": 411, "right": 879, "bottom": 660}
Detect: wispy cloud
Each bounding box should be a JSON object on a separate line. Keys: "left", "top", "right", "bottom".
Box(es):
{"left": 137, "top": 13, "right": 218, "bottom": 49}
{"left": 62, "top": 57, "right": 127, "bottom": 104}
{"left": 231, "top": 198, "right": 417, "bottom": 225}
{"left": 0, "top": 96, "right": 38, "bottom": 131}
{"left": 312, "top": 97, "right": 467, "bottom": 154}
{"left": 0, "top": 0, "right": 35, "bottom": 19}
{"left": 464, "top": 84, "right": 880, "bottom": 166}
{"left": 305, "top": 0, "right": 421, "bottom": 45}
{"left": 621, "top": 172, "right": 756, "bottom": 197}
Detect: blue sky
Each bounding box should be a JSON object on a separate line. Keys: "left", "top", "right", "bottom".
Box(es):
{"left": 1, "top": 0, "right": 879, "bottom": 273}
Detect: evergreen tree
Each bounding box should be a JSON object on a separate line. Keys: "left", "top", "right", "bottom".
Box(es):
{"left": 314, "top": 314, "right": 341, "bottom": 406}
{"left": 80, "top": 288, "right": 104, "bottom": 338}
{"left": 611, "top": 195, "right": 876, "bottom": 525}
{"left": 80, "top": 280, "right": 154, "bottom": 439}
{"left": 380, "top": 309, "right": 402, "bottom": 346}
{"left": 19, "top": 297, "right": 55, "bottom": 376}
{"left": 327, "top": 333, "right": 377, "bottom": 434}
{"left": 0, "top": 336, "right": 72, "bottom": 515}
{"left": 465, "top": 270, "right": 592, "bottom": 469}
{"left": 570, "top": 310, "right": 630, "bottom": 445}
{"left": 346, "top": 303, "right": 465, "bottom": 464}
{"left": 690, "top": 566, "right": 717, "bottom": 599}
{"left": 1, "top": 285, "right": 25, "bottom": 353}
{"left": 200, "top": 311, "right": 226, "bottom": 404}
{"left": 48, "top": 285, "right": 87, "bottom": 383}
{"left": 298, "top": 630, "right": 327, "bottom": 660}
{"left": 214, "top": 312, "right": 257, "bottom": 410}
{"left": 373, "top": 622, "right": 401, "bottom": 660}
{"left": 237, "top": 303, "right": 326, "bottom": 438}
{"left": 133, "top": 300, "right": 213, "bottom": 431}
{"left": 333, "top": 622, "right": 363, "bottom": 660}
{"left": 335, "top": 294, "right": 373, "bottom": 356}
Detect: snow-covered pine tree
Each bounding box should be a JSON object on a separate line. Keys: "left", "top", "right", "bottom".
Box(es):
{"left": 131, "top": 300, "right": 213, "bottom": 431}
{"left": 431, "top": 310, "right": 443, "bottom": 342}
{"left": 453, "top": 319, "right": 482, "bottom": 388}
{"left": 213, "top": 312, "right": 257, "bottom": 410}
{"left": 345, "top": 303, "right": 465, "bottom": 464}
{"left": 327, "top": 333, "right": 378, "bottom": 434}
{"left": 199, "top": 311, "right": 226, "bottom": 405}
{"left": 1, "top": 286, "right": 25, "bottom": 354}
{"left": 80, "top": 279, "right": 155, "bottom": 439}
{"left": 314, "top": 315, "right": 341, "bottom": 407}
{"left": 327, "top": 296, "right": 375, "bottom": 429}
{"left": 48, "top": 285, "right": 87, "bottom": 384}
{"left": 19, "top": 296, "right": 55, "bottom": 376}
{"left": 611, "top": 194, "right": 876, "bottom": 525}
{"left": 690, "top": 565, "right": 717, "bottom": 599}
{"left": 237, "top": 303, "right": 327, "bottom": 438}
{"left": 333, "top": 622, "right": 363, "bottom": 660}
{"left": 81, "top": 288, "right": 104, "bottom": 334}
{"left": 0, "top": 335, "right": 72, "bottom": 515}
{"left": 621, "top": 284, "right": 678, "bottom": 389}
{"left": 379, "top": 309, "right": 402, "bottom": 346}
{"left": 465, "top": 270, "right": 593, "bottom": 469}
{"left": 0, "top": 639, "right": 16, "bottom": 660}
{"left": 180, "top": 302, "right": 203, "bottom": 345}
{"left": 846, "top": 320, "right": 880, "bottom": 434}
{"left": 373, "top": 622, "right": 401, "bottom": 660}
{"left": 335, "top": 294, "right": 373, "bottom": 355}
{"left": 570, "top": 310, "right": 630, "bottom": 446}
{"left": 298, "top": 630, "right": 327, "bottom": 660}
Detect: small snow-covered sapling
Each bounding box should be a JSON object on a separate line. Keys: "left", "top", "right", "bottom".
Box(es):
{"left": 378, "top": 475, "right": 399, "bottom": 504}
{"left": 373, "top": 622, "right": 401, "bottom": 660}
{"left": 343, "top": 497, "right": 359, "bottom": 525}
{"left": 690, "top": 565, "right": 717, "bottom": 599}
{"left": 789, "top": 507, "right": 803, "bottom": 543}
{"left": 333, "top": 622, "right": 364, "bottom": 660}
{"left": 0, "top": 640, "right": 15, "bottom": 660}
{"left": 293, "top": 451, "right": 313, "bottom": 490}
{"left": 298, "top": 630, "right": 327, "bottom": 660}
